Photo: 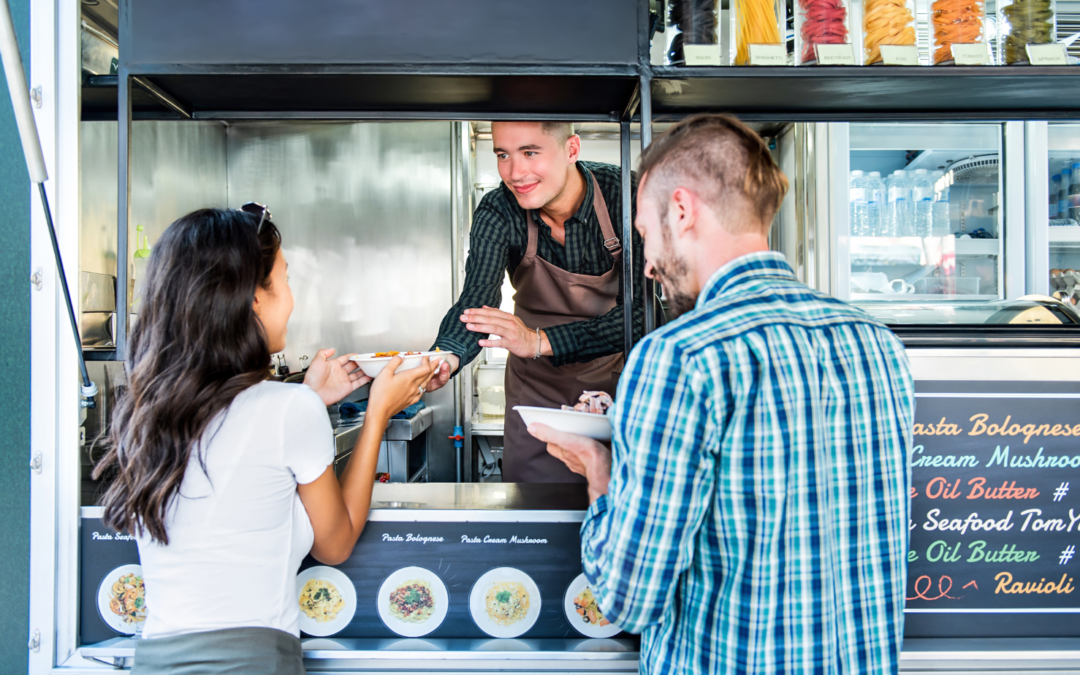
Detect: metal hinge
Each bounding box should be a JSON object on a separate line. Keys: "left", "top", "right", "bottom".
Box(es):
{"left": 28, "top": 629, "right": 40, "bottom": 653}
{"left": 30, "top": 86, "right": 41, "bottom": 109}
{"left": 31, "top": 267, "right": 42, "bottom": 291}
{"left": 30, "top": 452, "right": 42, "bottom": 475}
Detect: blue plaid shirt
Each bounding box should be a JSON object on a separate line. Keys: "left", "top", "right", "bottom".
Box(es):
{"left": 582, "top": 252, "right": 914, "bottom": 674}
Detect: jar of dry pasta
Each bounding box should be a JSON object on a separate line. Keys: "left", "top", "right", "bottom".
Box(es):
{"left": 863, "top": 0, "right": 917, "bottom": 65}
{"left": 795, "top": 0, "right": 857, "bottom": 65}
{"left": 931, "top": 0, "right": 988, "bottom": 64}
{"left": 998, "top": 0, "right": 1056, "bottom": 64}
{"left": 667, "top": 0, "right": 722, "bottom": 66}
{"left": 729, "top": 0, "right": 788, "bottom": 65}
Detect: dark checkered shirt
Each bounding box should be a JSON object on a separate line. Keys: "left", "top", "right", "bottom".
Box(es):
{"left": 433, "top": 161, "right": 644, "bottom": 367}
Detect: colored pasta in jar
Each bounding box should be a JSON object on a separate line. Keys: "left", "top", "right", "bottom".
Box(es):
{"left": 1000, "top": 0, "right": 1055, "bottom": 64}
{"left": 798, "top": 0, "right": 849, "bottom": 64}
{"left": 734, "top": 0, "right": 784, "bottom": 65}
{"left": 864, "top": 0, "right": 916, "bottom": 64}
{"left": 932, "top": 0, "right": 985, "bottom": 64}
{"left": 668, "top": 0, "right": 719, "bottom": 65}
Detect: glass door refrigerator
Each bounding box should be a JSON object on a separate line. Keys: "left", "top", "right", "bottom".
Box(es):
{"left": 778, "top": 120, "right": 1080, "bottom": 329}
{"left": 1032, "top": 122, "right": 1080, "bottom": 306}
{"left": 841, "top": 123, "right": 1009, "bottom": 318}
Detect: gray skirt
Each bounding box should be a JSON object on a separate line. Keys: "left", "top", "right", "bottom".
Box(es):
{"left": 132, "top": 626, "right": 304, "bottom": 675}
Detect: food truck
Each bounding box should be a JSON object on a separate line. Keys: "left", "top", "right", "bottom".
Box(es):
{"left": 11, "top": 0, "right": 1080, "bottom": 671}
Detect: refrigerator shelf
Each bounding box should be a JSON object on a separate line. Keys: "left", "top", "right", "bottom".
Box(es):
{"left": 953, "top": 238, "right": 1000, "bottom": 256}
{"left": 1049, "top": 227, "right": 1080, "bottom": 246}
{"left": 850, "top": 237, "right": 999, "bottom": 265}
{"left": 851, "top": 294, "right": 999, "bottom": 302}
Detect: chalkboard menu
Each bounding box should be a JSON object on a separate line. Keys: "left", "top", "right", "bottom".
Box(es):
{"left": 904, "top": 381, "right": 1080, "bottom": 638}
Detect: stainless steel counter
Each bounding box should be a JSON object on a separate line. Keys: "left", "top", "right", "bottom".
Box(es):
{"left": 369, "top": 481, "right": 590, "bottom": 512}
{"left": 333, "top": 408, "right": 434, "bottom": 482}
{"left": 77, "top": 636, "right": 1080, "bottom": 672}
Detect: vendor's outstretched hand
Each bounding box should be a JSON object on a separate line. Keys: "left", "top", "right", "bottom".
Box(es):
{"left": 368, "top": 356, "right": 438, "bottom": 420}
{"left": 424, "top": 353, "right": 460, "bottom": 393}
{"left": 528, "top": 423, "right": 611, "bottom": 503}
{"left": 304, "top": 348, "right": 371, "bottom": 406}
{"left": 462, "top": 306, "right": 549, "bottom": 359}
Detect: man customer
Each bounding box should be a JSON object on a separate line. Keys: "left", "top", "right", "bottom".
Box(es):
{"left": 531, "top": 114, "right": 915, "bottom": 673}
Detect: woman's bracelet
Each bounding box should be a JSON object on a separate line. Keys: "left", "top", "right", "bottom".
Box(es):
{"left": 534, "top": 327, "right": 541, "bottom": 360}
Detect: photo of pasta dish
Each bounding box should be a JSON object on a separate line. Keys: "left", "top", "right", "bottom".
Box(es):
{"left": 573, "top": 587, "right": 610, "bottom": 627}
{"left": 299, "top": 579, "right": 345, "bottom": 623}
{"left": 388, "top": 580, "right": 435, "bottom": 623}
{"left": 484, "top": 581, "right": 530, "bottom": 626}
{"left": 108, "top": 572, "right": 147, "bottom": 625}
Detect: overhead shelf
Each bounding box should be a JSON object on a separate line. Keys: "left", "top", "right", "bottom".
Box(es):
{"left": 81, "top": 75, "right": 180, "bottom": 121}
{"left": 94, "top": 62, "right": 1080, "bottom": 122}
{"left": 92, "top": 67, "right": 642, "bottom": 121}
{"left": 650, "top": 66, "right": 1080, "bottom": 121}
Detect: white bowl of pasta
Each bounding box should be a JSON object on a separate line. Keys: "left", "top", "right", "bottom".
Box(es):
{"left": 469, "top": 567, "right": 541, "bottom": 639}
{"left": 563, "top": 573, "right": 623, "bottom": 638}
{"left": 377, "top": 566, "right": 449, "bottom": 638}
{"left": 97, "top": 564, "right": 147, "bottom": 635}
{"left": 349, "top": 351, "right": 444, "bottom": 379}
{"left": 297, "top": 566, "right": 357, "bottom": 637}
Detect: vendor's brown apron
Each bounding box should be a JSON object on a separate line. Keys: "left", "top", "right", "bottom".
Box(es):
{"left": 503, "top": 175, "right": 624, "bottom": 483}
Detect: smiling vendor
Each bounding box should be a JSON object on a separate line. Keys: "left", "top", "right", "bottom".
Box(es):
{"left": 425, "top": 122, "right": 644, "bottom": 483}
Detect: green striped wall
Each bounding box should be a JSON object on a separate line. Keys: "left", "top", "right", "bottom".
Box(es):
{"left": 0, "top": 0, "right": 31, "bottom": 670}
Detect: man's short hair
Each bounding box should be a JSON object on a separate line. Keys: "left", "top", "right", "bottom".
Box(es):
{"left": 541, "top": 122, "right": 576, "bottom": 146}
{"left": 638, "top": 114, "right": 789, "bottom": 234}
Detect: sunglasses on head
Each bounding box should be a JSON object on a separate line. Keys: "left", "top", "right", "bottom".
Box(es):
{"left": 239, "top": 202, "right": 272, "bottom": 233}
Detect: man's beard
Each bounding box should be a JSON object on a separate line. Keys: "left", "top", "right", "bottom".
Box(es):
{"left": 651, "top": 219, "right": 696, "bottom": 320}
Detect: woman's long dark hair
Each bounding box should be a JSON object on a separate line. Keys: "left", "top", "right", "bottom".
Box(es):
{"left": 93, "top": 208, "right": 282, "bottom": 544}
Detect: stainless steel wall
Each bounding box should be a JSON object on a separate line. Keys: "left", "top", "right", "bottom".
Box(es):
{"left": 226, "top": 122, "right": 457, "bottom": 480}
{"left": 80, "top": 121, "right": 228, "bottom": 292}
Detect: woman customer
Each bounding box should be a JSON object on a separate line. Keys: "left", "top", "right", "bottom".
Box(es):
{"left": 92, "top": 206, "right": 436, "bottom": 674}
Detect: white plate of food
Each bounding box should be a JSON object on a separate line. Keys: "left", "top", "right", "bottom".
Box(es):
{"left": 97, "top": 564, "right": 147, "bottom": 634}
{"left": 514, "top": 407, "right": 612, "bottom": 441}
{"left": 563, "top": 573, "right": 623, "bottom": 638}
{"left": 297, "top": 566, "right": 357, "bottom": 637}
{"left": 349, "top": 351, "right": 444, "bottom": 378}
{"left": 470, "top": 567, "right": 541, "bottom": 638}
{"left": 377, "top": 566, "right": 449, "bottom": 637}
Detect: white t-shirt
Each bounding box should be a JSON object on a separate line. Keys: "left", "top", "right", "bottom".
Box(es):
{"left": 136, "top": 381, "right": 333, "bottom": 639}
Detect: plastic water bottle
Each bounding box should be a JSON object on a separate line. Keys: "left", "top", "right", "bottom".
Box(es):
{"left": 912, "top": 169, "right": 935, "bottom": 238}
{"left": 886, "top": 170, "right": 911, "bottom": 237}
{"left": 1051, "top": 173, "right": 1062, "bottom": 219}
{"left": 1069, "top": 162, "right": 1080, "bottom": 221}
{"left": 867, "top": 171, "right": 885, "bottom": 236}
{"left": 849, "top": 170, "right": 869, "bottom": 236}
{"left": 1061, "top": 166, "right": 1071, "bottom": 223}
{"left": 932, "top": 170, "right": 950, "bottom": 236}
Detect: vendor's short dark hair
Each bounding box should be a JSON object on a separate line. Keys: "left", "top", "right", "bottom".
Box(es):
{"left": 639, "top": 114, "right": 788, "bottom": 234}
{"left": 541, "top": 122, "right": 576, "bottom": 146}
